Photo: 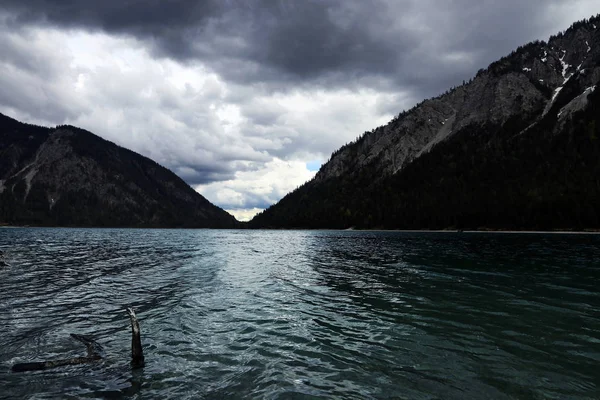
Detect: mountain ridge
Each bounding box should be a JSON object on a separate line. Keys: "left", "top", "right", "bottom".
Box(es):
{"left": 316, "top": 16, "right": 599, "bottom": 183}
{"left": 250, "top": 15, "right": 600, "bottom": 230}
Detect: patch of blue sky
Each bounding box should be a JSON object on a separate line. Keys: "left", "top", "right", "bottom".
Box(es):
{"left": 306, "top": 160, "right": 322, "bottom": 172}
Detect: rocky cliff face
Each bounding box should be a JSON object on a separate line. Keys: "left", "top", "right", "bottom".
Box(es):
{"left": 316, "top": 18, "right": 600, "bottom": 183}
{"left": 0, "top": 115, "right": 238, "bottom": 228}
{"left": 251, "top": 16, "right": 600, "bottom": 230}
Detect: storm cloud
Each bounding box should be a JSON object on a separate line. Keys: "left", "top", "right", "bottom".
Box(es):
{"left": 3, "top": 1, "right": 596, "bottom": 90}
{"left": 0, "top": 1, "right": 598, "bottom": 219}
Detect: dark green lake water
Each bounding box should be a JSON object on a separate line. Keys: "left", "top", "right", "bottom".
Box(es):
{"left": 0, "top": 229, "right": 599, "bottom": 399}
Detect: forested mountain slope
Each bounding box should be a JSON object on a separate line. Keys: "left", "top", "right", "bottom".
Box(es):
{"left": 251, "top": 16, "right": 600, "bottom": 230}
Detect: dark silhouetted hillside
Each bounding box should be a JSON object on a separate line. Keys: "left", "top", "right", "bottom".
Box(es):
{"left": 0, "top": 114, "right": 238, "bottom": 228}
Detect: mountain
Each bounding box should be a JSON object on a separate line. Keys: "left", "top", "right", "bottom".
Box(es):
{"left": 250, "top": 16, "right": 600, "bottom": 230}
{"left": 0, "top": 114, "right": 238, "bottom": 228}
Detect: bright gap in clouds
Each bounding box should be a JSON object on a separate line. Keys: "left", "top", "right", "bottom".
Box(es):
{"left": 196, "top": 158, "right": 318, "bottom": 222}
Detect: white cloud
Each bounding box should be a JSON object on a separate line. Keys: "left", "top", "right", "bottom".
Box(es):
{"left": 196, "top": 158, "right": 317, "bottom": 220}
{"left": 0, "top": 25, "right": 403, "bottom": 216}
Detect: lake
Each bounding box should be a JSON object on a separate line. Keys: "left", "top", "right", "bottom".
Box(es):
{"left": 0, "top": 229, "right": 599, "bottom": 399}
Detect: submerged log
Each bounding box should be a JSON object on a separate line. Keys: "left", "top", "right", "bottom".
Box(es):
{"left": 11, "top": 356, "right": 101, "bottom": 372}
{"left": 11, "top": 308, "right": 144, "bottom": 372}
{"left": 11, "top": 334, "right": 103, "bottom": 372}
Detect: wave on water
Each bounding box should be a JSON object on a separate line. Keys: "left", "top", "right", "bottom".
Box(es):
{"left": 0, "top": 228, "right": 599, "bottom": 399}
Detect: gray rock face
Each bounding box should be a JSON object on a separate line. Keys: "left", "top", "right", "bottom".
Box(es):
{"left": 315, "top": 20, "right": 600, "bottom": 184}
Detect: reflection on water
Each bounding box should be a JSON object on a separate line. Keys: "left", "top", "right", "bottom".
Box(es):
{"left": 0, "top": 229, "right": 599, "bottom": 399}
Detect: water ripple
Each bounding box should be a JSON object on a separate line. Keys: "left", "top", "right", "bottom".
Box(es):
{"left": 0, "top": 229, "right": 599, "bottom": 399}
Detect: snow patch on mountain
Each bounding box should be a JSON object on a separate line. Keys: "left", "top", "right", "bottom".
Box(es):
{"left": 543, "top": 50, "right": 574, "bottom": 116}
{"left": 558, "top": 85, "right": 596, "bottom": 119}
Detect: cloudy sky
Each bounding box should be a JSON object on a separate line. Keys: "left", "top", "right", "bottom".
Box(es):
{"left": 0, "top": 1, "right": 598, "bottom": 220}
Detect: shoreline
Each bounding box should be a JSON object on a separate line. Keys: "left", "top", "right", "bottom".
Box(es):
{"left": 1, "top": 225, "right": 600, "bottom": 234}
{"left": 345, "top": 229, "right": 600, "bottom": 235}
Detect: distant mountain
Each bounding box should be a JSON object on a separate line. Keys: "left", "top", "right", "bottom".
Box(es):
{"left": 0, "top": 114, "right": 238, "bottom": 228}
{"left": 251, "top": 15, "right": 600, "bottom": 230}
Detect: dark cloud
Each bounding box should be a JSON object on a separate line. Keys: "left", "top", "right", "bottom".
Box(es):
{"left": 1, "top": 0, "right": 222, "bottom": 35}
{"left": 174, "top": 165, "right": 235, "bottom": 186}
{"left": 1, "top": 0, "right": 591, "bottom": 95}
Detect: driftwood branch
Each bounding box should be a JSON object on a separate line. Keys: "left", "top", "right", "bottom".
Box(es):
{"left": 127, "top": 308, "right": 145, "bottom": 368}
{"left": 11, "top": 308, "right": 144, "bottom": 372}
